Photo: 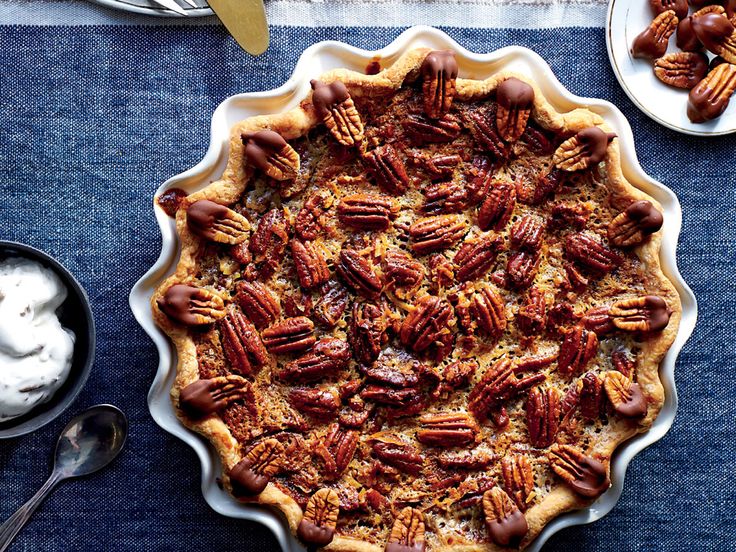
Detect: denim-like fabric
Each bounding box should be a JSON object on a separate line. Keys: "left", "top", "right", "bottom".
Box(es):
{"left": 0, "top": 25, "right": 733, "bottom": 552}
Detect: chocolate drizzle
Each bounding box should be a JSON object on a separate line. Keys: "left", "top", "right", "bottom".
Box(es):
{"left": 577, "top": 127, "right": 616, "bottom": 166}
{"left": 496, "top": 77, "right": 534, "bottom": 110}
{"left": 691, "top": 13, "right": 735, "bottom": 53}
{"left": 487, "top": 508, "right": 528, "bottom": 547}
{"left": 297, "top": 519, "right": 334, "bottom": 547}
{"left": 625, "top": 200, "right": 663, "bottom": 235}
{"left": 420, "top": 50, "right": 458, "bottom": 80}
{"left": 156, "top": 188, "right": 188, "bottom": 218}
{"left": 614, "top": 381, "right": 648, "bottom": 418}
{"left": 230, "top": 458, "right": 270, "bottom": 496}
{"left": 186, "top": 200, "right": 231, "bottom": 241}
{"left": 157, "top": 284, "right": 222, "bottom": 326}
{"left": 242, "top": 130, "right": 289, "bottom": 171}
{"left": 310, "top": 80, "right": 350, "bottom": 119}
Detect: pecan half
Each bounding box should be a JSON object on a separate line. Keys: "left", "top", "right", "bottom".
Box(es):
{"left": 428, "top": 253, "right": 455, "bottom": 292}
{"left": 291, "top": 239, "right": 330, "bottom": 290}
{"left": 608, "top": 200, "right": 664, "bottom": 247}
{"left": 442, "top": 359, "right": 479, "bottom": 390}
{"left": 279, "top": 337, "right": 351, "bottom": 382}
{"left": 579, "top": 372, "right": 605, "bottom": 419}
{"left": 179, "top": 375, "right": 251, "bottom": 419}
{"left": 313, "top": 281, "right": 349, "bottom": 327}
{"left": 466, "top": 155, "right": 496, "bottom": 205}
{"left": 468, "top": 358, "right": 545, "bottom": 422}
{"left": 400, "top": 295, "right": 455, "bottom": 355}
{"left": 612, "top": 348, "right": 636, "bottom": 379}
{"left": 654, "top": 52, "right": 710, "bottom": 90}
{"left": 421, "top": 180, "right": 468, "bottom": 214}
{"left": 454, "top": 232, "right": 504, "bottom": 282}
{"left": 471, "top": 286, "right": 507, "bottom": 338}
{"left": 229, "top": 438, "right": 284, "bottom": 496}
{"left": 580, "top": 306, "right": 613, "bottom": 335}
{"left": 249, "top": 208, "right": 290, "bottom": 277}
{"left": 234, "top": 280, "right": 280, "bottom": 328}
{"left": 549, "top": 202, "right": 589, "bottom": 231}
{"left": 526, "top": 386, "right": 560, "bottom": 448}
{"left": 296, "top": 191, "right": 331, "bottom": 241}
{"left": 311, "top": 79, "right": 364, "bottom": 146}
{"left": 158, "top": 284, "right": 226, "bottom": 326}
{"left": 403, "top": 113, "right": 462, "bottom": 144}
{"left": 688, "top": 62, "right": 736, "bottom": 123}
{"left": 517, "top": 287, "right": 547, "bottom": 336}
{"left": 502, "top": 455, "right": 535, "bottom": 511}
{"left": 510, "top": 215, "right": 544, "bottom": 251}
{"left": 409, "top": 215, "right": 468, "bottom": 255}
{"left": 610, "top": 295, "right": 671, "bottom": 332}
{"left": 421, "top": 49, "right": 458, "bottom": 119}
{"left": 297, "top": 488, "right": 340, "bottom": 547}
{"left": 425, "top": 154, "right": 463, "bottom": 179}
{"left": 506, "top": 251, "right": 541, "bottom": 289}
{"left": 463, "top": 108, "right": 507, "bottom": 158}
{"left": 387, "top": 507, "right": 426, "bottom": 552}
{"left": 261, "top": 316, "right": 315, "bottom": 354}
{"left": 649, "top": 0, "right": 688, "bottom": 19}
{"left": 371, "top": 438, "right": 424, "bottom": 475}
{"left": 632, "top": 10, "right": 679, "bottom": 60}
{"left": 290, "top": 387, "right": 340, "bottom": 420}
{"left": 477, "top": 181, "right": 516, "bottom": 231}
{"left": 383, "top": 248, "right": 424, "bottom": 289}
{"left": 336, "top": 248, "right": 383, "bottom": 298}
{"left": 219, "top": 308, "right": 269, "bottom": 376}
{"left": 548, "top": 444, "right": 611, "bottom": 498}
{"left": 337, "top": 193, "right": 396, "bottom": 230}
{"left": 437, "top": 449, "right": 494, "bottom": 470}
{"left": 565, "top": 232, "right": 623, "bottom": 274}
{"left": 603, "top": 371, "right": 648, "bottom": 417}
{"left": 553, "top": 127, "right": 616, "bottom": 171}
{"left": 187, "top": 200, "right": 250, "bottom": 244}
{"left": 557, "top": 325, "right": 599, "bottom": 377}
{"left": 242, "top": 130, "right": 300, "bottom": 181}
{"left": 364, "top": 145, "right": 411, "bottom": 195}
{"left": 482, "top": 487, "right": 528, "bottom": 547}
{"left": 416, "top": 412, "right": 479, "bottom": 447}
{"left": 496, "top": 77, "right": 535, "bottom": 142}
{"left": 361, "top": 385, "right": 421, "bottom": 407}
{"left": 349, "top": 302, "right": 388, "bottom": 365}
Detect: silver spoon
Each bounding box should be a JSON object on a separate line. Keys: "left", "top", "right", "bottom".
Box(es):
{"left": 0, "top": 405, "right": 128, "bottom": 552}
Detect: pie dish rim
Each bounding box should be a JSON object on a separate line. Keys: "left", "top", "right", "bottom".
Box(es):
{"left": 128, "top": 26, "right": 698, "bottom": 552}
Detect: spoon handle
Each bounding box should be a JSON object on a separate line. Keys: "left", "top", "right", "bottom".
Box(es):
{"left": 0, "top": 471, "right": 63, "bottom": 552}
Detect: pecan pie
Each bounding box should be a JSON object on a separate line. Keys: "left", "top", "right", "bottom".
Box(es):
{"left": 153, "top": 48, "right": 681, "bottom": 551}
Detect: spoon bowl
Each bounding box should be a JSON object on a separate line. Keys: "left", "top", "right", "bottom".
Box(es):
{"left": 0, "top": 405, "right": 128, "bottom": 552}
{"left": 55, "top": 405, "right": 128, "bottom": 478}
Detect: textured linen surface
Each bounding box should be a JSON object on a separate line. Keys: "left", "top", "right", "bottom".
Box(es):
{"left": 0, "top": 22, "right": 734, "bottom": 552}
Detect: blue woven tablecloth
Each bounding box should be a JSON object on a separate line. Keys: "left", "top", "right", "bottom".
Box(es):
{"left": 0, "top": 5, "right": 734, "bottom": 551}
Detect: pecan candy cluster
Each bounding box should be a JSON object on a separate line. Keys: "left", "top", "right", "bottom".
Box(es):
{"left": 155, "top": 48, "right": 677, "bottom": 551}
{"left": 632, "top": 2, "right": 736, "bottom": 122}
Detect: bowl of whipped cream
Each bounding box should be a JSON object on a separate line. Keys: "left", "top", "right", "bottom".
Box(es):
{"left": 0, "top": 241, "right": 95, "bottom": 438}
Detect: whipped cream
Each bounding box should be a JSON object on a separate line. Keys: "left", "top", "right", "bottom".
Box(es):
{"left": 0, "top": 257, "right": 75, "bottom": 422}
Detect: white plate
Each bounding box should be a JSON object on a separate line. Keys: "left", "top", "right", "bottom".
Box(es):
{"left": 607, "top": 0, "right": 736, "bottom": 136}
{"left": 129, "top": 26, "right": 698, "bottom": 552}
{"left": 88, "top": 0, "right": 213, "bottom": 17}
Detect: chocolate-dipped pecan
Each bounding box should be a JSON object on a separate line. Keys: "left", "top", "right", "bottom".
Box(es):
{"left": 548, "top": 444, "right": 611, "bottom": 498}
{"left": 230, "top": 438, "right": 284, "bottom": 496}
{"left": 553, "top": 127, "right": 616, "bottom": 171}
{"left": 386, "top": 507, "right": 426, "bottom": 552}
{"left": 311, "top": 79, "right": 364, "bottom": 146}
{"left": 179, "top": 375, "right": 252, "bottom": 419}
{"left": 603, "top": 371, "right": 648, "bottom": 418}
{"left": 158, "top": 284, "right": 226, "bottom": 326}
{"left": 297, "top": 488, "right": 340, "bottom": 547}
{"left": 242, "top": 130, "right": 300, "bottom": 181}
{"left": 610, "top": 295, "right": 671, "bottom": 332}
{"left": 496, "top": 77, "right": 535, "bottom": 142}
{"left": 187, "top": 200, "right": 251, "bottom": 244}
{"left": 608, "top": 200, "right": 664, "bottom": 247}
{"left": 482, "top": 487, "right": 529, "bottom": 547}
{"left": 421, "top": 49, "right": 458, "bottom": 119}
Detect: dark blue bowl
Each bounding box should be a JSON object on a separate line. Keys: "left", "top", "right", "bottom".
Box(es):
{"left": 0, "top": 241, "right": 95, "bottom": 438}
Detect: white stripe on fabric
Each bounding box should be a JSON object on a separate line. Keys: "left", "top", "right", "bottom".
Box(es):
{"left": 0, "top": 0, "right": 607, "bottom": 28}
